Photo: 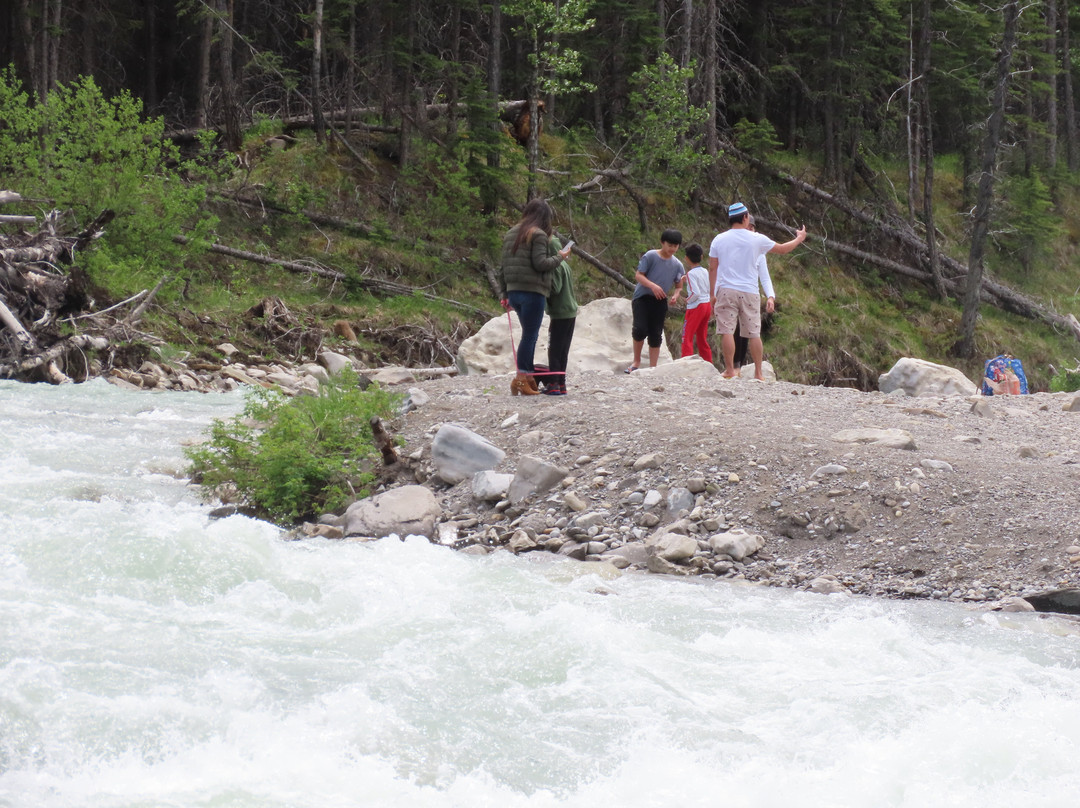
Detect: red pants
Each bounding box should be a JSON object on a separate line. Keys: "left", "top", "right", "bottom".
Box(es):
{"left": 681, "top": 305, "right": 713, "bottom": 361}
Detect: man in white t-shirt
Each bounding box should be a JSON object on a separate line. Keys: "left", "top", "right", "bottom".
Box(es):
{"left": 708, "top": 202, "right": 806, "bottom": 380}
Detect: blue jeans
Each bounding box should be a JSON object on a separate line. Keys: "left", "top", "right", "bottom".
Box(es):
{"left": 507, "top": 290, "right": 546, "bottom": 373}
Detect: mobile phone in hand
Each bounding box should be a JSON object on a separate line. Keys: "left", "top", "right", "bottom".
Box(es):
{"left": 563, "top": 240, "right": 575, "bottom": 251}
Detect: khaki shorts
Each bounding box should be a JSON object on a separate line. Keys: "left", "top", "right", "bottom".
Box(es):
{"left": 713, "top": 288, "right": 761, "bottom": 338}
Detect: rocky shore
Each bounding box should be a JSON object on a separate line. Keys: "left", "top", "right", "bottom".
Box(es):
{"left": 132, "top": 339, "right": 1080, "bottom": 613}
{"left": 332, "top": 359, "right": 1080, "bottom": 613}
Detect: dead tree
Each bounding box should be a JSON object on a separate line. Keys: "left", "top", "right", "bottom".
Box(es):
{"left": 0, "top": 194, "right": 122, "bottom": 383}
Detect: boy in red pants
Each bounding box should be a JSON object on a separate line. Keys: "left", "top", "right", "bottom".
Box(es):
{"left": 679, "top": 243, "right": 713, "bottom": 362}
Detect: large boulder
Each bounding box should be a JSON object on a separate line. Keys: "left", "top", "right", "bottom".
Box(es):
{"left": 343, "top": 485, "right": 440, "bottom": 539}
{"left": 456, "top": 297, "right": 673, "bottom": 375}
{"left": 628, "top": 355, "right": 720, "bottom": 381}
{"left": 878, "top": 358, "right": 977, "bottom": 397}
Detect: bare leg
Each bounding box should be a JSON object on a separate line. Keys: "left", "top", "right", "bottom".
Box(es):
{"left": 749, "top": 337, "right": 765, "bottom": 380}
{"left": 648, "top": 345, "right": 660, "bottom": 367}
{"left": 631, "top": 339, "right": 644, "bottom": 369}
{"left": 721, "top": 333, "right": 737, "bottom": 377}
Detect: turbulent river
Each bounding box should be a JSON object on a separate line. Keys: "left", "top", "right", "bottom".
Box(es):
{"left": 2, "top": 379, "right": 1080, "bottom": 807}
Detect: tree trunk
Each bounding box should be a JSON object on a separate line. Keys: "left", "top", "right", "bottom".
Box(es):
{"left": 345, "top": 2, "right": 355, "bottom": 137}
{"left": 956, "top": 0, "right": 1020, "bottom": 358}
{"left": 919, "top": 0, "right": 945, "bottom": 301}
{"left": 46, "top": 0, "right": 61, "bottom": 92}
{"left": 16, "top": 0, "right": 40, "bottom": 99}
{"left": 311, "top": 0, "right": 326, "bottom": 145}
{"left": 217, "top": 0, "right": 242, "bottom": 152}
{"left": 79, "top": 0, "right": 96, "bottom": 80}
{"left": 143, "top": 0, "right": 157, "bottom": 111}
{"left": 1062, "top": 0, "right": 1078, "bottom": 170}
{"left": 526, "top": 25, "right": 540, "bottom": 200}
{"left": 1046, "top": 0, "right": 1058, "bottom": 170}
{"left": 703, "top": 0, "right": 717, "bottom": 156}
{"left": 447, "top": 0, "right": 461, "bottom": 139}
{"left": 398, "top": 0, "right": 418, "bottom": 170}
{"left": 678, "top": 0, "right": 693, "bottom": 76}
{"left": 906, "top": 3, "right": 918, "bottom": 225}
{"left": 195, "top": 5, "right": 213, "bottom": 129}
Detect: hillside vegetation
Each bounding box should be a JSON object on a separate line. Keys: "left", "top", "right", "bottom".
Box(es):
{"left": 125, "top": 122, "right": 1079, "bottom": 394}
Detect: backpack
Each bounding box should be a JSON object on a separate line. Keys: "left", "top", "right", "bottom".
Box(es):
{"left": 981, "top": 354, "right": 1028, "bottom": 395}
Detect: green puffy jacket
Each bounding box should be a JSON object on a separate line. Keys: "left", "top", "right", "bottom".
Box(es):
{"left": 498, "top": 225, "right": 562, "bottom": 297}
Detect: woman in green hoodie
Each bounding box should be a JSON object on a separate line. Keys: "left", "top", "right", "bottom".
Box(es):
{"left": 542, "top": 236, "right": 578, "bottom": 396}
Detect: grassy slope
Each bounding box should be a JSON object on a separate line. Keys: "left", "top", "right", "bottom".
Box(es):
{"left": 143, "top": 129, "right": 1080, "bottom": 392}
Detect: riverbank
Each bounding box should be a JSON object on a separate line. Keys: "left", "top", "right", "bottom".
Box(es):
{"left": 386, "top": 366, "right": 1080, "bottom": 607}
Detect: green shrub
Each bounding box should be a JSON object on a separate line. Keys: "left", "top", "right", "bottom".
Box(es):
{"left": 0, "top": 67, "right": 217, "bottom": 295}
{"left": 1049, "top": 363, "right": 1080, "bottom": 393}
{"left": 185, "top": 369, "right": 402, "bottom": 522}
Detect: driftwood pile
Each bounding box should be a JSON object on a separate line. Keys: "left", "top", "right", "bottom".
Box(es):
{"left": 0, "top": 190, "right": 138, "bottom": 384}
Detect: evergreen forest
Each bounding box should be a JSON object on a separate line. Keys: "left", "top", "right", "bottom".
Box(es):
{"left": 2, "top": 0, "right": 1080, "bottom": 391}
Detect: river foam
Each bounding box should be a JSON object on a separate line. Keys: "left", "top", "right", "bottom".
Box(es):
{"left": 2, "top": 380, "right": 1079, "bottom": 807}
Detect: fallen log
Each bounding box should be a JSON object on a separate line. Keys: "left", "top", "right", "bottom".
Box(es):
{"left": 0, "top": 295, "right": 36, "bottom": 350}
{"left": 0, "top": 334, "right": 108, "bottom": 382}
{"left": 173, "top": 235, "right": 493, "bottom": 318}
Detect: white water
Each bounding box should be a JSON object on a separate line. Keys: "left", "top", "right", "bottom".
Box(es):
{"left": 2, "top": 380, "right": 1080, "bottom": 807}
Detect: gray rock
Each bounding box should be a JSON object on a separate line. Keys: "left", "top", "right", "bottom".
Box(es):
{"left": 648, "top": 532, "right": 699, "bottom": 562}
{"left": 508, "top": 530, "right": 539, "bottom": 553}
{"left": 299, "top": 363, "right": 331, "bottom": 385}
{"left": 1065, "top": 395, "right": 1080, "bottom": 413}
{"left": 831, "top": 428, "right": 917, "bottom": 450}
{"left": 633, "top": 453, "right": 663, "bottom": 471}
{"left": 563, "top": 491, "right": 588, "bottom": 512}
{"left": 920, "top": 459, "right": 954, "bottom": 472}
{"left": 399, "top": 387, "right": 430, "bottom": 414}
{"left": 431, "top": 423, "right": 506, "bottom": 485}
{"left": 318, "top": 350, "right": 354, "bottom": 376}
{"left": 509, "top": 455, "right": 569, "bottom": 504}
{"left": 667, "top": 486, "right": 695, "bottom": 514}
{"left": 602, "top": 542, "right": 649, "bottom": 567}
{"left": 996, "top": 597, "right": 1036, "bottom": 613}
{"left": 643, "top": 490, "right": 663, "bottom": 508}
{"left": 812, "top": 463, "right": 849, "bottom": 477}
{"left": 573, "top": 511, "right": 608, "bottom": 529}
{"left": 1023, "top": 588, "right": 1080, "bottom": 614}
{"left": 709, "top": 529, "right": 765, "bottom": 561}
{"left": 808, "top": 576, "right": 848, "bottom": 594}
{"left": 472, "top": 470, "right": 514, "bottom": 501}
{"left": 372, "top": 367, "right": 418, "bottom": 385}
{"left": 687, "top": 476, "right": 707, "bottom": 494}
{"left": 647, "top": 554, "right": 691, "bottom": 575}
{"left": 558, "top": 541, "right": 588, "bottom": 560}
{"left": 344, "top": 485, "right": 440, "bottom": 539}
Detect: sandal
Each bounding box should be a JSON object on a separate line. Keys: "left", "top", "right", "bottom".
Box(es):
{"left": 623, "top": 365, "right": 638, "bottom": 374}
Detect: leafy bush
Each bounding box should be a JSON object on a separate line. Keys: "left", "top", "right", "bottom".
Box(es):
{"left": 616, "top": 52, "right": 710, "bottom": 192}
{"left": 0, "top": 67, "right": 217, "bottom": 295}
{"left": 185, "top": 369, "right": 402, "bottom": 522}
{"left": 1049, "top": 362, "right": 1080, "bottom": 393}
{"left": 733, "top": 118, "right": 782, "bottom": 154}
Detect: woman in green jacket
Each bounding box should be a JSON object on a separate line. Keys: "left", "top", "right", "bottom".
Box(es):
{"left": 542, "top": 236, "right": 578, "bottom": 396}
{"left": 498, "top": 198, "right": 571, "bottom": 395}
